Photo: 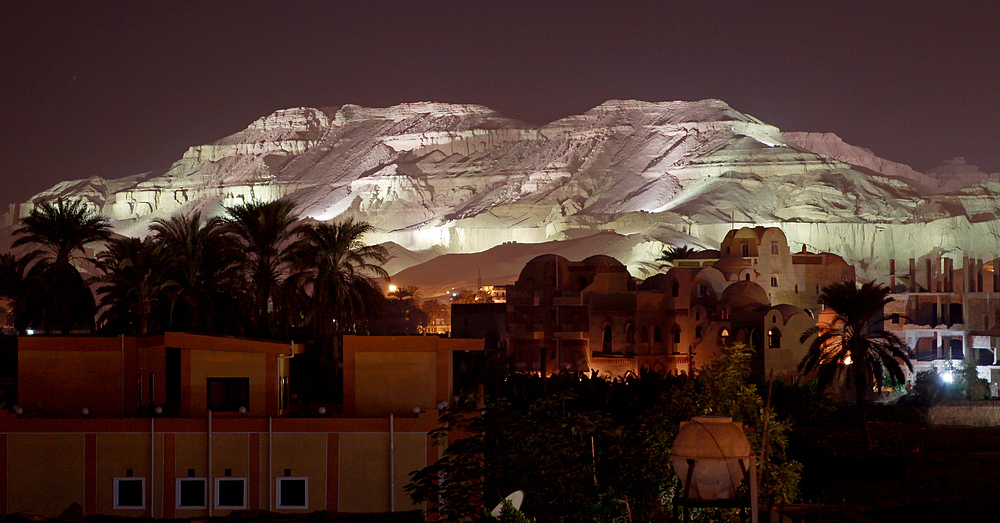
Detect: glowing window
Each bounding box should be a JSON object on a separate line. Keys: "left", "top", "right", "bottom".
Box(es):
{"left": 768, "top": 329, "right": 781, "bottom": 348}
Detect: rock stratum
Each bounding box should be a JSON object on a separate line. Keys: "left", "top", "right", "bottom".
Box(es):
{"left": 3, "top": 99, "right": 998, "bottom": 292}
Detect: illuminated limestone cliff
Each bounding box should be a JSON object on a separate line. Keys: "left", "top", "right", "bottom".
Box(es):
{"left": 3, "top": 100, "right": 999, "bottom": 286}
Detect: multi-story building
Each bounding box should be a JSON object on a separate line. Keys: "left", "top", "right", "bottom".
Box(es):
{"left": 504, "top": 227, "right": 855, "bottom": 380}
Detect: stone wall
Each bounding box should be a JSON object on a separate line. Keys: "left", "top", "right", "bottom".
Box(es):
{"left": 927, "top": 402, "right": 1000, "bottom": 426}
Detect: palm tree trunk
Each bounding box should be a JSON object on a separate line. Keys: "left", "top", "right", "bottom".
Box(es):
{"left": 854, "top": 362, "right": 873, "bottom": 451}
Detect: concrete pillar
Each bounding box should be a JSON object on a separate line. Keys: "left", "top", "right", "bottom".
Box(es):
{"left": 927, "top": 258, "right": 933, "bottom": 292}
{"left": 909, "top": 258, "right": 916, "bottom": 292}
{"left": 946, "top": 258, "right": 954, "bottom": 293}
{"left": 964, "top": 256, "right": 970, "bottom": 292}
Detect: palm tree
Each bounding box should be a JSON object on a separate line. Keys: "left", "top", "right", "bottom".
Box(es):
{"left": 285, "top": 219, "right": 389, "bottom": 361}
{"left": 0, "top": 252, "right": 43, "bottom": 333}
{"left": 798, "top": 281, "right": 913, "bottom": 450}
{"left": 224, "top": 200, "right": 300, "bottom": 336}
{"left": 150, "top": 211, "right": 239, "bottom": 332}
{"left": 94, "top": 237, "right": 178, "bottom": 335}
{"left": 656, "top": 245, "right": 699, "bottom": 269}
{"left": 12, "top": 199, "right": 112, "bottom": 266}
{"left": 11, "top": 199, "right": 111, "bottom": 333}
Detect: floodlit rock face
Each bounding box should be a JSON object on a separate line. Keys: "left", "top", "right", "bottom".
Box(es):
{"left": 4, "top": 99, "right": 999, "bottom": 283}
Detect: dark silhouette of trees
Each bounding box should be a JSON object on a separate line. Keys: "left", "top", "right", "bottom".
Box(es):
{"left": 798, "top": 281, "right": 913, "bottom": 450}
{"left": 94, "top": 237, "right": 178, "bottom": 335}
{"left": 149, "top": 211, "right": 239, "bottom": 332}
{"left": 656, "top": 245, "right": 699, "bottom": 268}
{"left": 224, "top": 200, "right": 300, "bottom": 336}
{"left": 286, "top": 219, "right": 388, "bottom": 361}
{"left": 11, "top": 199, "right": 111, "bottom": 333}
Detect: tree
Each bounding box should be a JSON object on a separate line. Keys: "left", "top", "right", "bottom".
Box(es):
{"left": 12, "top": 199, "right": 112, "bottom": 266}
{"left": 224, "top": 200, "right": 300, "bottom": 336}
{"left": 150, "top": 211, "right": 239, "bottom": 332}
{"left": 656, "top": 245, "right": 699, "bottom": 269}
{"left": 379, "top": 285, "right": 429, "bottom": 335}
{"left": 798, "top": 281, "right": 913, "bottom": 450}
{"left": 94, "top": 237, "right": 178, "bottom": 335}
{"left": 11, "top": 199, "right": 111, "bottom": 333}
{"left": 285, "top": 219, "right": 388, "bottom": 361}
{"left": 0, "top": 252, "right": 43, "bottom": 333}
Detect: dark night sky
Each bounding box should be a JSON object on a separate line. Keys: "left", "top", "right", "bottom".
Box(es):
{"left": 2, "top": 1, "right": 997, "bottom": 209}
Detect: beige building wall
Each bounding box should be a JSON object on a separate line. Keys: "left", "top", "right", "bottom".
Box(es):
{"left": 7, "top": 434, "right": 85, "bottom": 517}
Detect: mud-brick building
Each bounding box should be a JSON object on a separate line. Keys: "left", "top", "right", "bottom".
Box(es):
{"left": 504, "top": 227, "right": 855, "bottom": 379}
{"left": 1, "top": 333, "right": 482, "bottom": 519}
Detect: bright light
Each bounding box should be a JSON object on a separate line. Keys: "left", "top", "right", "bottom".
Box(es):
{"left": 843, "top": 355, "right": 852, "bottom": 365}
{"left": 942, "top": 371, "right": 954, "bottom": 383}
{"left": 388, "top": 285, "right": 397, "bottom": 292}
{"left": 25, "top": 328, "right": 34, "bottom": 335}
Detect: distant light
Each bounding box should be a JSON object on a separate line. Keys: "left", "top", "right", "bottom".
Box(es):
{"left": 318, "top": 407, "right": 327, "bottom": 415}
{"left": 388, "top": 285, "right": 397, "bottom": 292}
{"left": 25, "top": 328, "right": 34, "bottom": 335}
{"left": 942, "top": 371, "right": 954, "bottom": 383}
{"left": 154, "top": 406, "right": 162, "bottom": 415}
{"left": 238, "top": 406, "right": 247, "bottom": 414}
{"left": 13, "top": 406, "right": 23, "bottom": 415}
{"left": 413, "top": 406, "right": 421, "bottom": 414}
{"left": 452, "top": 293, "right": 458, "bottom": 297}
{"left": 843, "top": 355, "right": 852, "bottom": 366}
{"left": 81, "top": 408, "right": 89, "bottom": 416}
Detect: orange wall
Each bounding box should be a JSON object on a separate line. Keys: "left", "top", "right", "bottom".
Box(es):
{"left": 0, "top": 415, "right": 439, "bottom": 518}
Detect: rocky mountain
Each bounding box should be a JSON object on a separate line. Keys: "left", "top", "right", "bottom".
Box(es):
{"left": 4, "top": 99, "right": 998, "bottom": 290}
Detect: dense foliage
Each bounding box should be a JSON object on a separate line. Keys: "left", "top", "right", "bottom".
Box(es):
{"left": 407, "top": 343, "right": 804, "bottom": 522}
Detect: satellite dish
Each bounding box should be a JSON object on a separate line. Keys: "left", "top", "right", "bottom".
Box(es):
{"left": 490, "top": 490, "right": 525, "bottom": 517}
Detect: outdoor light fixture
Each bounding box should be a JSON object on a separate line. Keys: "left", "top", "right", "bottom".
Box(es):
{"left": 318, "top": 407, "right": 327, "bottom": 415}
{"left": 154, "top": 406, "right": 163, "bottom": 415}
{"left": 942, "top": 371, "right": 954, "bottom": 383}
{"left": 388, "top": 285, "right": 397, "bottom": 292}
{"left": 81, "top": 408, "right": 89, "bottom": 416}
{"left": 25, "top": 328, "right": 34, "bottom": 335}
{"left": 13, "top": 406, "right": 22, "bottom": 415}
{"left": 412, "top": 406, "right": 421, "bottom": 415}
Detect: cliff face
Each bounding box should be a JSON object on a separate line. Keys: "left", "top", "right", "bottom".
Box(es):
{"left": 5, "top": 99, "right": 999, "bottom": 281}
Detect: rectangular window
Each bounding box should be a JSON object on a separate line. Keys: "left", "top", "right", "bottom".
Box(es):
{"left": 771, "top": 242, "right": 778, "bottom": 254}
{"left": 207, "top": 377, "right": 250, "bottom": 412}
{"left": 114, "top": 477, "right": 145, "bottom": 509}
{"left": 177, "top": 478, "right": 207, "bottom": 509}
{"left": 215, "top": 477, "right": 247, "bottom": 509}
{"left": 276, "top": 477, "right": 309, "bottom": 509}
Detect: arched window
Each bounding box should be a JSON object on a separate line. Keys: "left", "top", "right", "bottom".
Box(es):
{"left": 770, "top": 276, "right": 778, "bottom": 287}
{"left": 671, "top": 281, "right": 679, "bottom": 297}
{"left": 641, "top": 326, "right": 649, "bottom": 343}
{"left": 741, "top": 243, "right": 749, "bottom": 257}
{"left": 771, "top": 242, "right": 779, "bottom": 254}
{"left": 768, "top": 329, "right": 781, "bottom": 348}
{"left": 673, "top": 326, "right": 682, "bottom": 344}
{"left": 745, "top": 273, "right": 751, "bottom": 281}
{"left": 695, "top": 326, "right": 702, "bottom": 339}
{"left": 653, "top": 326, "right": 662, "bottom": 343}
{"left": 602, "top": 324, "right": 613, "bottom": 353}
{"left": 719, "top": 328, "right": 730, "bottom": 345}
{"left": 625, "top": 323, "right": 635, "bottom": 344}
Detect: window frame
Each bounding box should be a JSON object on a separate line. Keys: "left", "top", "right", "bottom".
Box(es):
{"left": 176, "top": 477, "right": 208, "bottom": 509}
{"left": 113, "top": 477, "right": 146, "bottom": 510}
{"left": 215, "top": 477, "right": 248, "bottom": 510}
{"left": 275, "top": 477, "right": 310, "bottom": 510}
{"left": 207, "top": 377, "right": 250, "bottom": 413}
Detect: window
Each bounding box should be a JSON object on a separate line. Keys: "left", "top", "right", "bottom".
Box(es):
{"left": 653, "top": 326, "right": 662, "bottom": 343}
{"left": 625, "top": 323, "right": 635, "bottom": 344}
{"left": 741, "top": 243, "right": 749, "bottom": 257}
{"left": 745, "top": 273, "right": 751, "bottom": 281}
{"left": 215, "top": 477, "right": 247, "bottom": 509}
{"left": 695, "top": 310, "right": 701, "bottom": 321}
{"left": 771, "top": 242, "right": 778, "bottom": 255}
{"left": 695, "top": 326, "right": 702, "bottom": 338}
{"left": 768, "top": 329, "right": 782, "bottom": 348}
{"left": 673, "top": 327, "right": 681, "bottom": 344}
{"left": 794, "top": 284, "right": 799, "bottom": 293}
{"left": 770, "top": 277, "right": 778, "bottom": 287}
{"left": 276, "top": 477, "right": 309, "bottom": 509}
{"left": 602, "top": 324, "right": 612, "bottom": 352}
{"left": 671, "top": 281, "right": 679, "bottom": 297}
{"left": 177, "top": 478, "right": 207, "bottom": 509}
{"left": 207, "top": 378, "right": 249, "bottom": 412}
{"left": 114, "top": 477, "right": 145, "bottom": 509}
{"left": 891, "top": 313, "right": 900, "bottom": 324}
{"left": 720, "top": 308, "right": 730, "bottom": 320}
